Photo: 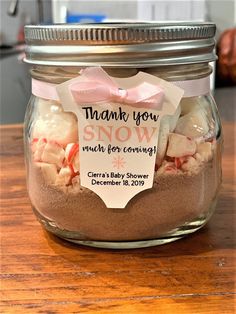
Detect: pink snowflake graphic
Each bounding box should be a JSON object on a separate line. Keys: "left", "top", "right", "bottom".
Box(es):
{"left": 112, "top": 155, "right": 126, "bottom": 169}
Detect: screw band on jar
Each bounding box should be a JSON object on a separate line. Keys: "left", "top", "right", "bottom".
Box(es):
{"left": 24, "top": 23, "right": 217, "bottom": 67}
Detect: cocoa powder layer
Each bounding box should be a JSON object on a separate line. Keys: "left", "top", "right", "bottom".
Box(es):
{"left": 28, "top": 149, "right": 220, "bottom": 241}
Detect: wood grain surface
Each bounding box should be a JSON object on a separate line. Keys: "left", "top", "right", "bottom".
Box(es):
{"left": 0, "top": 121, "right": 235, "bottom": 314}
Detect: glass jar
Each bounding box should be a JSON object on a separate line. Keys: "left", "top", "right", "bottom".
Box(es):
{"left": 24, "top": 23, "right": 222, "bottom": 249}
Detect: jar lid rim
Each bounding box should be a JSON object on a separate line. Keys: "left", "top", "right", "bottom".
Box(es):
{"left": 24, "top": 22, "right": 217, "bottom": 67}
{"left": 25, "top": 22, "right": 216, "bottom": 44}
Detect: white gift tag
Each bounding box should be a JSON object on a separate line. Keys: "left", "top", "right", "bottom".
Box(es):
{"left": 56, "top": 67, "right": 184, "bottom": 208}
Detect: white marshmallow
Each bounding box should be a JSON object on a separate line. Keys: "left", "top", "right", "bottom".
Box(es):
{"left": 181, "top": 156, "right": 198, "bottom": 171}
{"left": 180, "top": 97, "right": 201, "bottom": 115}
{"left": 41, "top": 142, "right": 65, "bottom": 168}
{"left": 156, "top": 119, "right": 170, "bottom": 166}
{"left": 156, "top": 105, "right": 181, "bottom": 166}
{"left": 157, "top": 161, "right": 177, "bottom": 175}
{"left": 194, "top": 152, "right": 203, "bottom": 162}
{"left": 31, "top": 140, "right": 38, "bottom": 153}
{"left": 196, "top": 142, "right": 213, "bottom": 162}
{"left": 33, "top": 138, "right": 47, "bottom": 161}
{"left": 55, "top": 166, "right": 72, "bottom": 186}
{"left": 33, "top": 112, "right": 78, "bottom": 147}
{"left": 175, "top": 108, "right": 209, "bottom": 138}
{"left": 168, "top": 105, "right": 181, "bottom": 132}
{"left": 167, "top": 133, "right": 196, "bottom": 158}
{"left": 36, "top": 162, "right": 58, "bottom": 184}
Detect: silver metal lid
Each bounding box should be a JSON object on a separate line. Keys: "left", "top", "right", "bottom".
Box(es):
{"left": 24, "top": 22, "right": 217, "bottom": 67}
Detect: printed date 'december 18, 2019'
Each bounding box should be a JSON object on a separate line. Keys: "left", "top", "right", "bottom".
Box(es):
{"left": 87, "top": 171, "right": 148, "bottom": 187}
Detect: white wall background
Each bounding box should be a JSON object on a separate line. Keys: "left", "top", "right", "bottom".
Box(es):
{"left": 52, "top": 0, "right": 139, "bottom": 23}
{"left": 52, "top": 0, "right": 236, "bottom": 34}
{"left": 137, "top": 0, "right": 206, "bottom": 21}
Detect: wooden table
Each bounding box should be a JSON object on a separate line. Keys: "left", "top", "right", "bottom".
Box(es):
{"left": 0, "top": 121, "right": 235, "bottom": 313}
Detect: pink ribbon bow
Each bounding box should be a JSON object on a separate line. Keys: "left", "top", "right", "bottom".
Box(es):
{"left": 69, "top": 67, "right": 164, "bottom": 109}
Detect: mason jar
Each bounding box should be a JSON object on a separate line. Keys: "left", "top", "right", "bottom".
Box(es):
{"left": 24, "top": 23, "right": 222, "bottom": 249}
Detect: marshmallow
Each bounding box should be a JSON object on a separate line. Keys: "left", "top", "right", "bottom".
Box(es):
{"left": 169, "top": 105, "right": 181, "bottom": 132}
{"left": 156, "top": 118, "right": 170, "bottom": 166}
{"left": 181, "top": 156, "right": 198, "bottom": 171}
{"left": 167, "top": 133, "right": 196, "bottom": 158}
{"left": 36, "top": 162, "right": 58, "bottom": 184}
{"left": 157, "top": 161, "right": 177, "bottom": 175}
{"left": 156, "top": 105, "right": 181, "bottom": 166}
{"left": 33, "top": 111, "right": 78, "bottom": 147}
{"left": 196, "top": 142, "right": 213, "bottom": 162}
{"left": 175, "top": 108, "right": 209, "bottom": 138}
{"left": 180, "top": 97, "right": 202, "bottom": 115}
{"left": 55, "top": 166, "right": 72, "bottom": 186}
{"left": 33, "top": 138, "right": 47, "bottom": 161}
{"left": 41, "top": 141, "right": 65, "bottom": 168}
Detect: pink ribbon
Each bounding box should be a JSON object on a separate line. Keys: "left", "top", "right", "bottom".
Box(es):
{"left": 69, "top": 67, "right": 164, "bottom": 109}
